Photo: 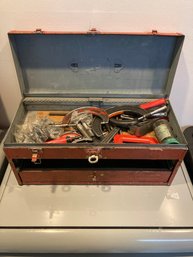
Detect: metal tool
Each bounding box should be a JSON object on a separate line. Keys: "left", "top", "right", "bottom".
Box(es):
{"left": 109, "top": 105, "right": 168, "bottom": 128}
{"left": 76, "top": 122, "right": 92, "bottom": 140}
{"left": 81, "top": 121, "right": 94, "bottom": 137}
{"left": 63, "top": 106, "right": 109, "bottom": 125}
{"left": 101, "top": 127, "right": 120, "bottom": 143}
{"left": 50, "top": 123, "right": 77, "bottom": 127}
{"left": 91, "top": 118, "right": 108, "bottom": 138}
{"left": 128, "top": 119, "right": 157, "bottom": 136}
{"left": 120, "top": 111, "right": 167, "bottom": 120}
{"left": 72, "top": 137, "right": 93, "bottom": 143}
{"left": 137, "top": 105, "right": 168, "bottom": 121}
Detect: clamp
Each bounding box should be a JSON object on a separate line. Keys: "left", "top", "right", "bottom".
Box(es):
{"left": 113, "top": 133, "right": 158, "bottom": 144}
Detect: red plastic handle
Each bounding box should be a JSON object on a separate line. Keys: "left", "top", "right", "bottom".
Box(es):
{"left": 114, "top": 134, "right": 158, "bottom": 144}
{"left": 46, "top": 133, "right": 80, "bottom": 144}
{"left": 139, "top": 98, "right": 167, "bottom": 110}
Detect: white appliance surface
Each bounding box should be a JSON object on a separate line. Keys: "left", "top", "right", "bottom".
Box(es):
{"left": 0, "top": 164, "right": 192, "bottom": 253}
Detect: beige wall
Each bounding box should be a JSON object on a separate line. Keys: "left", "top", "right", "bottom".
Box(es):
{"left": 0, "top": 0, "right": 193, "bottom": 128}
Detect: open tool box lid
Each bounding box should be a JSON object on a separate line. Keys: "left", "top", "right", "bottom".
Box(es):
{"left": 8, "top": 29, "right": 184, "bottom": 99}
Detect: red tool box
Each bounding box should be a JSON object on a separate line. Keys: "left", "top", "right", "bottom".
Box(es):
{"left": 3, "top": 29, "right": 187, "bottom": 185}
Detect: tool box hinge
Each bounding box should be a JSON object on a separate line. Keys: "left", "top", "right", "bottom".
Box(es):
{"left": 152, "top": 30, "right": 158, "bottom": 35}
{"left": 35, "top": 28, "right": 44, "bottom": 34}
{"left": 87, "top": 28, "right": 101, "bottom": 35}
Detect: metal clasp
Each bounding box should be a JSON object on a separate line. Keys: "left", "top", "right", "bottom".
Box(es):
{"left": 31, "top": 149, "right": 42, "bottom": 164}
{"left": 152, "top": 30, "right": 158, "bottom": 35}
{"left": 86, "top": 148, "right": 101, "bottom": 164}
{"left": 88, "top": 155, "right": 99, "bottom": 164}
{"left": 87, "top": 28, "right": 100, "bottom": 35}
{"left": 35, "top": 28, "right": 43, "bottom": 34}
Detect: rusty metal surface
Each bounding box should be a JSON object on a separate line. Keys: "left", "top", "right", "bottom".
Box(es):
{"left": 4, "top": 144, "right": 186, "bottom": 185}
{"left": 19, "top": 170, "right": 171, "bottom": 185}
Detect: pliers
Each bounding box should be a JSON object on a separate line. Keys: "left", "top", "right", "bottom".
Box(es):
{"left": 113, "top": 133, "right": 158, "bottom": 144}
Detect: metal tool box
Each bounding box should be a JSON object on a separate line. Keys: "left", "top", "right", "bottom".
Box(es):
{"left": 3, "top": 29, "right": 187, "bottom": 185}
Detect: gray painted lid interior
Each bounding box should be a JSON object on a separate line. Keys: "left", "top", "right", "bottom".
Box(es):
{"left": 9, "top": 33, "right": 184, "bottom": 98}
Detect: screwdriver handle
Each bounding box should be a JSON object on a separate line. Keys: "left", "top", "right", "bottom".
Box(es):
{"left": 139, "top": 98, "right": 167, "bottom": 110}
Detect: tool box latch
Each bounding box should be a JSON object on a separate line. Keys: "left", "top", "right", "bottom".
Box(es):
{"left": 88, "top": 155, "right": 99, "bottom": 164}
{"left": 31, "top": 148, "right": 42, "bottom": 164}
{"left": 86, "top": 148, "right": 102, "bottom": 164}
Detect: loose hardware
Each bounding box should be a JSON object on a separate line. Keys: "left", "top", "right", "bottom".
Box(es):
{"left": 101, "top": 127, "right": 120, "bottom": 144}
{"left": 63, "top": 106, "right": 109, "bottom": 125}
{"left": 14, "top": 98, "right": 179, "bottom": 145}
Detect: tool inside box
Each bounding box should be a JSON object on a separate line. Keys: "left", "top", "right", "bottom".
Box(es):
{"left": 4, "top": 98, "right": 186, "bottom": 146}
{"left": 5, "top": 31, "right": 186, "bottom": 147}
{"left": 4, "top": 97, "right": 186, "bottom": 186}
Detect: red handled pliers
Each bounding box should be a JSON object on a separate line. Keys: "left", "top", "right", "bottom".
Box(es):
{"left": 114, "top": 133, "right": 158, "bottom": 144}
{"left": 46, "top": 132, "right": 81, "bottom": 144}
